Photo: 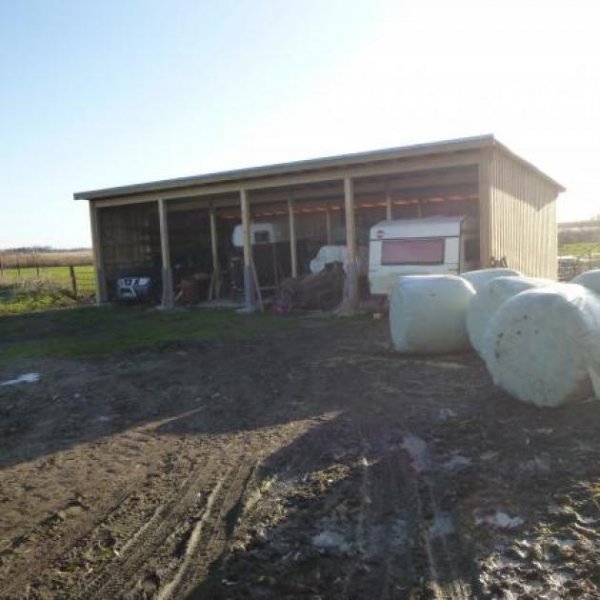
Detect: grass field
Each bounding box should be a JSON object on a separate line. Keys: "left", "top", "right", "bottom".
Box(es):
{"left": 558, "top": 242, "right": 600, "bottom": 257}
{"left": 0, "top": 266, "right": 96, "bottom": 315}
{"left": 0, "top": 250, "right": 92, "bottom": 268}
{"left": 0, "top": 305, "right": 290, "bottom": 360}
{"left": 0, "top": 264, "right": 96, "bottom": 288}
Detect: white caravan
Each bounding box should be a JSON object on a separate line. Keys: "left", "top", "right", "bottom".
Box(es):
{"left": 232, "top": 222, "right": 289, "bottom": 247}
{"left": 368, "top": 216, "right": 479, "bottom": 297}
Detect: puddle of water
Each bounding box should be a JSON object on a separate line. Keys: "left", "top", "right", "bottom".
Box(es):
{"left": 312, "top": 530, "right": 349, "bottom": 552}
{"left": 442, "top": 453, "right": 472, "bottom": 471}
{"left": 402, "top": 435, "right": 429, "bottom": 473}
{"left": 0, "top": 372, "right": 40, "bottom": 387}
{"left": 428, "top": 512, "right": 455, "bottom": 538}
{"left": 477, "top": 511, "right": 524, "bottom": 529}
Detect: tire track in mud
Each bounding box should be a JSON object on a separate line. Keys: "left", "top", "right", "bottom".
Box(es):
{"left": 82, "top": 453, "right": 224, "bottom": 600}
{"left": 340, "top": 418, "right": 416, "bottom": 599}
{"left": 0, "top": 408, "right": 211, "bottom": 598}
{"left": 400, "top": 430, "right": 479, "bottom": 599}
{"left": 0, "top": 481, "right": 140, "bottom": 598}
{"left": 336, "top": 416, "right": 479, "bottom": 599}
{"left": 157, "top": 459, "right": 257, "bottom": 600}
{"left": 80, "top": 438, "right": 262, "bottom": 600}
{"left": 78, "top": 416, "right": 318, "bottom": 599}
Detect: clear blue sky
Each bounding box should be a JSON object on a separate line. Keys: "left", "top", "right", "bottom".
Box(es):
{"left": 1, "top": 0, "right": 599, "bottom": 248}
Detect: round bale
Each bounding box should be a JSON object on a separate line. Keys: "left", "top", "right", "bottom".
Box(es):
{"left": 572, "top": 269, "right": 600, "bottom": 296}
{"left": 467, "top": 276, "right": 552, "bottom": 357}
{"left": 461, "top": 268, "right": 522, "bottom": 293}
{"left": 483, "top": 283, "right": 600, "bottom": 407}
{"left": 390, "top": 274, "right": 475, "bottom": 354}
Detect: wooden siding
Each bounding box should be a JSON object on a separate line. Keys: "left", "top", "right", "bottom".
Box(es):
{"left": 487, "top": 149, "right": 558, "bottom": 279}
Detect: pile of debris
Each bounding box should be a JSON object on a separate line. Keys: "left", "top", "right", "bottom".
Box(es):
{"left": 275, "top": 263, "right": 345, "bottom": 314}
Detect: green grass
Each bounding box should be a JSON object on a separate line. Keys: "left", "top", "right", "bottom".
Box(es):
{"left": 0, "top": 305, "right": 291, "bottom": 360}
{"left": 0, "top": 267, "right": 96, "bottom": 315}
{"left": 559, "top": 242, "right": 600, "bottom": 258}
{"left": 0, "top": 281, "right": 83, "bottom": 316}
{"left": 0, "top": 265, "right": 96, "bottom": 292}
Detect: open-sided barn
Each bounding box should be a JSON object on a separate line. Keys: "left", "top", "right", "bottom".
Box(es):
{"left": 74, "top": 135, "right": 564, "bottom": 309}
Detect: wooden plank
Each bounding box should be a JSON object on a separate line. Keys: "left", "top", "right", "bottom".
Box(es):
{"left": 158, "top": 198, "right": 174, "bottom": 308}
{"left": 287, "top": 196, "right": 298, "bottom": 278}
{"left": 240, "top": 189, "right": 251, "bottom": 268}
{"left": 385, "top": 183, "right": 393, "bottom": 220}
{"left": 208, "top": 204, "right": 221, "bottom": 300}
{"left": 88, "top": 202, "right": 108, "bottom": 303}
{"left": 93, "top": 152, "right": 481, "bottom": 207}
{"left": 240, "top": 189, "right": 255, "bottom": 310}
{"left": 478, "top": 149, "right": 492, "bottom": 269}
{"left": 343, "top": 177, "right": 359, "bottom": 312}
{"left": 325, "top": 209, "right": 333, "bottom": 244}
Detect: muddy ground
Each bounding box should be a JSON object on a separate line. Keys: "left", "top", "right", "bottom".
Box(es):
{"left": 2, "top": 317, "right": 600, "bottom": 599}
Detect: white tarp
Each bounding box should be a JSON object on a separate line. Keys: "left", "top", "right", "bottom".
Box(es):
{"left": 390, "top": 275, "right": 476, "bottom": 354}
{"left": 309, "top": 246, "right": 347, "bottom": 274}
{"left": 461, "top": 268, "right": 522, "bottom": 293}
{"left": 309, "top": 245, "right": 368, "bottom": 276}
{"left": 483, "top": 283, "right": 600, "bottom": 407}
{"left": 573, "top": 269, "right": 600, "bottom": 295}
{"left": 466, "top": 276, "right": 552, "bottom": 356}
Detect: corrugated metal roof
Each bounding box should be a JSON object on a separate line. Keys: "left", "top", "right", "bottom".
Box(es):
{"left": 73, "top": 134, "right": 564, "bottom": 200}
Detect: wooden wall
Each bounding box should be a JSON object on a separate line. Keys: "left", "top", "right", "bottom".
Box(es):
{"left": 484, "top": 149, "right": 559, "bottom": 279}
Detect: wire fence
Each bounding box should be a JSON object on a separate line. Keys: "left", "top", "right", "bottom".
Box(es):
{"left": 0, "top": 264, "right": 96, "bottom": 297}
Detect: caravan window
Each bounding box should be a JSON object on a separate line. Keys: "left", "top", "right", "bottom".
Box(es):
{"left": 381, "top": 238, "right": 445, "bottom": 265}
{"left": 254, "top": 231, "right": 271, "bottom": 244}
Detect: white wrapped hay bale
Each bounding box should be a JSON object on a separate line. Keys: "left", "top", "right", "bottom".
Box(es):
{"left": 573, "top": 269, "right": 600, "bottom": 295}
{"left": 461, "top": 268, "right": 522, "bottom": 293}
{"left": 390, "top": 275, "right": 476, "bottom": 354}
{"left": 467, "top": 276, "right": 552, "bottom": 356}
{"left": 483, "top": 283, "right": 600, "bottom": 407}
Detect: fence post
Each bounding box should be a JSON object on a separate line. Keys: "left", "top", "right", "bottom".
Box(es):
{"left": 69, "top": 265, "right": 78, "bottom": 296}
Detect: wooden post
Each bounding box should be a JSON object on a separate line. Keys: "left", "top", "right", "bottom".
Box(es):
{"left": 325, "top": 208, "right": 333, "bottom": 244}
{"left": 287, "top": 196, "right": 298, "bottom": 278}
{"left": 478, "top": 149, "right": 493, "bottom": 268}
{"left": 385, "top": 184, "right": 393, "bottom": 220}
{"left": 69, "top": 265, "right": 77, "bottom": 296}
{"left": 34, "top": 248, "right": 40, "bottom": 276}
{"left": 89, "top": 202, "right": 108, "bottom": 303}
{"left": 208, "top": 204, "right": 221, "bottom": 300}
{"left": 240, "top": 189, "right": 255, "bottom": 310}
{"left": 158, "top": 198, "right": 174, "bottom": 308}
{"left": 342, "top": 177, "right": 359, "bottom": 312}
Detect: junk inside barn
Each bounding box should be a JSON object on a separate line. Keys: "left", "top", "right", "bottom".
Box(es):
{"left": 74, "top": 135, "right": 564, "bottom": 310}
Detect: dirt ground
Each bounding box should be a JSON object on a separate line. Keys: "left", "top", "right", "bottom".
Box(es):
{"left": 2, "top": 316, "right": 600, "bottom": 599}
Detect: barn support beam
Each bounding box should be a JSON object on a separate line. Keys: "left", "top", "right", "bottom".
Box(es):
{"left": 158, "top": 198, "right": 174, "bottom": 308}
{"left": 342, "top": 177, "right": 359, "bottom": 313}
{"left": 240, "top": 189, "right": 256, "bottom": 310}
{"left": 478, "top": 149, "right": 493, "bottom": 268}
{"left": 89, "top": 202, "right": 108, "bottom": 303}
{"left": 287, "top": 196, "right": 298, "bottom": 278}
{"left": 208, "top": 203, "right": 221, "bottom": 300}
{"left": 385, "top": 185, "right": 393, "bottom": 220}
{"left": 325, "top": 209, "right": 333, "bottom": 244}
